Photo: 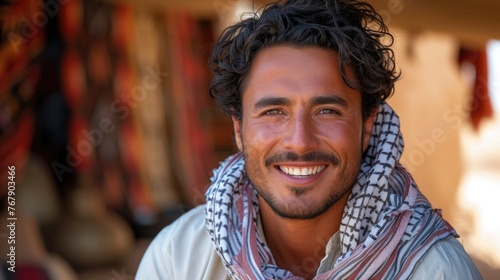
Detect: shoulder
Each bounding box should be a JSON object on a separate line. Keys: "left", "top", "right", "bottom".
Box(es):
{"left": 158, "top": 204, "right": 207, "bottom": 243}
{"left": 411, "top": 236, "right": 483, "bottom": 279}
{"left": 135, "top": 205, "right": 228, "bottom": 280}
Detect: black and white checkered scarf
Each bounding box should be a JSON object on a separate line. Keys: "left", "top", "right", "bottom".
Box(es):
{"left": 205, "top": 103, "right": 457, "bottom": 279}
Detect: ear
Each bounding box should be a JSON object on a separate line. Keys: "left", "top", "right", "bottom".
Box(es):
{"left": 231, "top": 116, "right": 243, "bottom": 151}
{"left": 362, "top": 109, "right": 377, "bottom": 152}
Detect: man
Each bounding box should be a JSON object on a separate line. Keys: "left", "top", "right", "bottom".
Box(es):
{"left": 136, "top": 0, "right": 482, "bottom": 279}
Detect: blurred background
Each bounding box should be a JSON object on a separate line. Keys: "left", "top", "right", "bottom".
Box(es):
{"left": 0, "top": 0, "right": 499, "bottom": 279}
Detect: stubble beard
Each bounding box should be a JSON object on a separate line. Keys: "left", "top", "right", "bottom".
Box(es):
{"left": 243, "top": 148, "right": 360, "bottom": 220}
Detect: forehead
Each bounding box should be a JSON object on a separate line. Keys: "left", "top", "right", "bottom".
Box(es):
{"left": 242, "top": 45, "right": 360, "bottom": 106}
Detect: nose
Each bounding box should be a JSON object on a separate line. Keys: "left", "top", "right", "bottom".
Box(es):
{"left": 283, "top": 114, "right": 320, "bottom": 153}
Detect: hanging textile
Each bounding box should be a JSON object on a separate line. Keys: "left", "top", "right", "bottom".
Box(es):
{"left": 165, "top": 12, "right": 215, "bottom": 206}
{"left": 458, "top": 46, "right": 494, "bottom": 130}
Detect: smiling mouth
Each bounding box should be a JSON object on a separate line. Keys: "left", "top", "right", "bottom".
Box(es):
{"left": 277, "top": 165, "right": 327, "bottom": 177}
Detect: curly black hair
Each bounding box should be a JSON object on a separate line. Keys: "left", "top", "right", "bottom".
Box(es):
{"left": 209, "top": 0, "right": 400, "bottom": 120}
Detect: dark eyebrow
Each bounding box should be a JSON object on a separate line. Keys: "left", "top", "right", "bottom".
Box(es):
{"left": 310, "top": 95, "right": 348, "bottom": 107}
{"left": 253, "top": 97, "right": 291, "bottom": 110}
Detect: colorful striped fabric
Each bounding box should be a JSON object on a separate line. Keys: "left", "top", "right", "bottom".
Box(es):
{"left": 205, "top": 103, "right": 456, "bottom": 279}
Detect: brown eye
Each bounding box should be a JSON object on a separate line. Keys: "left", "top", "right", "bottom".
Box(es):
{"left": 318, "top": 109, "right": 340, "bottom": 115}
{"left": 264, "top": 109, "right": 284, "bottom": 115}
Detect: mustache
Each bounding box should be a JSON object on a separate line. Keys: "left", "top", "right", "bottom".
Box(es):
{"left": 265, "top": 151, "right": 339, "bottom": 166}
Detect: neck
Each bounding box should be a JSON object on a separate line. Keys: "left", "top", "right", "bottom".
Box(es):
{"left": 259, "top": 195, "right": 348, "bottom": 280}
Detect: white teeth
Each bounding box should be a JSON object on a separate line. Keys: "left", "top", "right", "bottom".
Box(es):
{"left": 279, "top": 165, "right": 325, "bottom": 176}
{"left": 282, "top": 166, "right": 289, "bottom": 174}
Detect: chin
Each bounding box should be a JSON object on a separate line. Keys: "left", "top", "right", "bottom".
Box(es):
{"left": 263, "top": 192, "right": 340, "bottom": 220}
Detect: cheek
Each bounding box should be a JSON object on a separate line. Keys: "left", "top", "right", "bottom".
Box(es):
{"left": 318, "top": 123, "right": 363, "bottom": 158}
{"left": 319, "top": 123, "right": 360, "bottom": 143}
{"left": 244, "top": 123, "right": 282, "bottom": 148}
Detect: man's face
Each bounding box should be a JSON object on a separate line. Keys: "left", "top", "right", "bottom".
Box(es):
{"left": 232, "top": 46, "right": 375, "bottom": 220}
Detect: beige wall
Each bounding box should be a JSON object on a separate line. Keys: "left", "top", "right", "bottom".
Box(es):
{"left": 389, "top": 30, "right": 467, "bottom": 222}
{"left": 389, "top": 30, "right": 500, "bottom": 279}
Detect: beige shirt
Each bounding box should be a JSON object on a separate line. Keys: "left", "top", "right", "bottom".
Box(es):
{"left": 136, "top": 205, "right": 482, "bottom": 279}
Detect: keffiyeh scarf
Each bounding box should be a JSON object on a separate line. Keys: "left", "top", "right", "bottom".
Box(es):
{"left": 205, "top": 103, "right": 457, "bottom": 279}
